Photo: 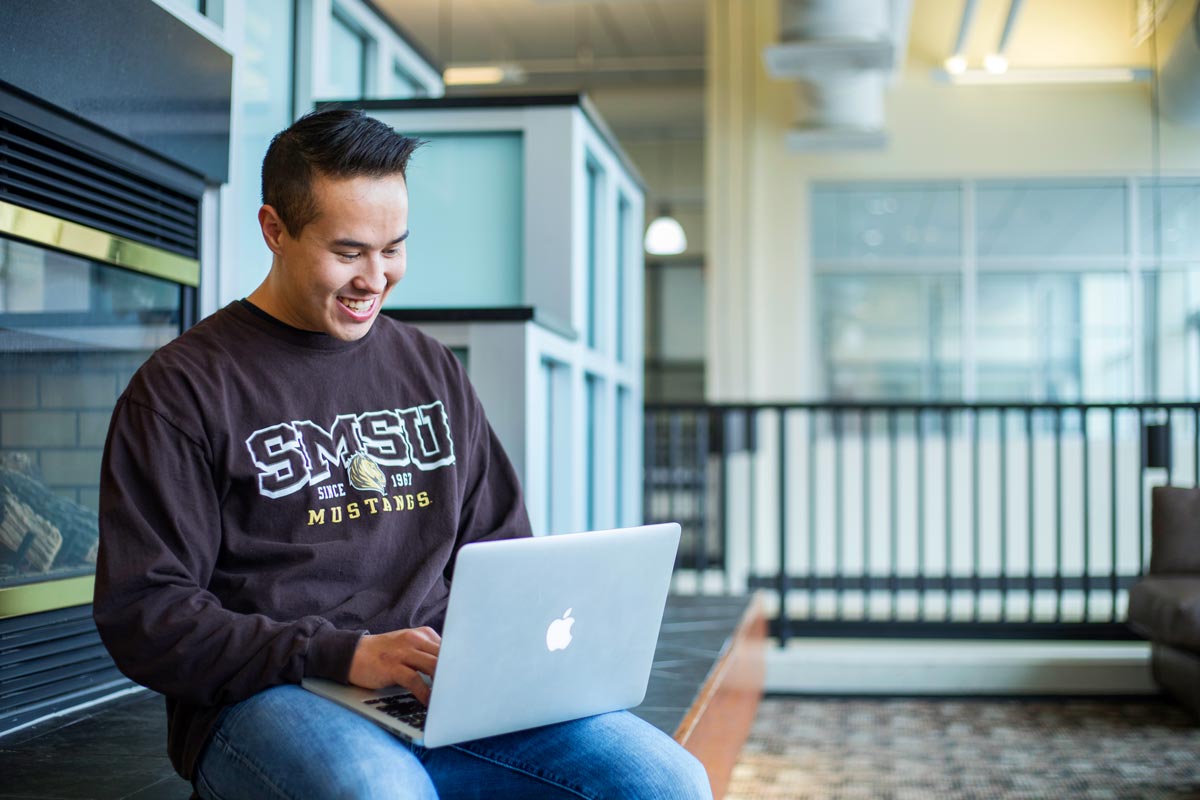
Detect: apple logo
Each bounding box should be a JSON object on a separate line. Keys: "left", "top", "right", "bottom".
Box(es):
{"left": 546, "top": 608, "right": 575, "bottom": 652}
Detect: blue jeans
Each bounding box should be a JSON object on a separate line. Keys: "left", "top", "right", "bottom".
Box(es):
{"left": 194, "top": 685, "right": 713, "bottom": 799}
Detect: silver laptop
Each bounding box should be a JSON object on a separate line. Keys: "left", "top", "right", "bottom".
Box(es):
{"left": 302, "top": 522, "right": 680, "bottom": 748}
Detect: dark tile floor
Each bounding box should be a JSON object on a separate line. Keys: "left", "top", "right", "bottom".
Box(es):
{"left": 0, "top": 594, "right": 749, "bottom": 799}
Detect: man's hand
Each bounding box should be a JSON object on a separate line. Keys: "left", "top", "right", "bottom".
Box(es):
{"left": 348, "top": 627, "right": 441, "bottom": 705}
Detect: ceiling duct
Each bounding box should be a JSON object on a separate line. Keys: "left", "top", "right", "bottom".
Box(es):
{"left": 764, "top": 0, "right": 912, "bottom": 151}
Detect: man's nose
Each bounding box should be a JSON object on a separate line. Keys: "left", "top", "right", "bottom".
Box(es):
{"left": 353, "top": 255, "right": 388, "bottom": 293}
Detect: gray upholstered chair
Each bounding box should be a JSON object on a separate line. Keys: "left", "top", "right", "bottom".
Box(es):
{"left": 1127, "top": 485, "right": 1200, "bottom": 718}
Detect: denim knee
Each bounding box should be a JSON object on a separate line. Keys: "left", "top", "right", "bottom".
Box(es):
{"left": 635, "top": 747, "right": 713, "bottom": 800}
{"left": 195, "top": 685, "right": 439, "bottom": 800}
{"left": 318, "top": 757, "right": 439, "bottom": 800}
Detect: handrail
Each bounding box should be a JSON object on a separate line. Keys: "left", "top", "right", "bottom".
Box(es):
{"left": 644, "top": 401, "right": 1196, "bottom": 643}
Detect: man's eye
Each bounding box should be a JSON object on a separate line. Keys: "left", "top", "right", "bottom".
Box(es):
{"left": 338, "top": 252, "right": 360, "bottom": 261}
{"left": 383, "top": 248, "right": 399, "bottom": 257}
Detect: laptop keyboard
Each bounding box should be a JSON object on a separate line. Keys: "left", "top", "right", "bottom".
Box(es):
{"left": 364, "top": 693, "right": 428, "bottom": 730}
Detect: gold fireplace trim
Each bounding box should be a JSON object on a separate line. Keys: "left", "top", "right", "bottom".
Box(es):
{"left": 0, "top": 576, "right": 95, "bottom": 619}
{"left": 0, "top": 200, "right": 199, "bottom": 287}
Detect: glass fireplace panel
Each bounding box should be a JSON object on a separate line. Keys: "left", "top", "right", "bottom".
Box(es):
{"left": 0, "top": 235, "right": 182, "bottom": 595}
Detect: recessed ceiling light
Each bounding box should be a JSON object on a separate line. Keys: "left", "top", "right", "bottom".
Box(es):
{"left": 443, "top": 64, "right": 526, "bottom": 86}
{"left": 984, "top": 53, "right": 1009, "bottom": 74}
{"left": 933, "top": 67, "right": 1152, "bottom": 85}
{"left": 944, "top": 54, "right": 967, "bottom": 75}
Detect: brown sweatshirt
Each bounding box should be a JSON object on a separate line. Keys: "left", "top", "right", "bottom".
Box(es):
{"left": 93, "top": 301, "right": 531, "bottom": 780}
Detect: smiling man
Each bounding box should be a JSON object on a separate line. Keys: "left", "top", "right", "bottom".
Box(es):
{"left": 93, "top": 109, "right": 711, "bottom": 799}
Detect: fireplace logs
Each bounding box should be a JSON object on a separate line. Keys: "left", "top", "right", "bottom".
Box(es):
{"left": 0, "top": 453, "right": 98, "bottom": 579}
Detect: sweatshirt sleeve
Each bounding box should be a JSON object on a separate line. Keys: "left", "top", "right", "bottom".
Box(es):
{"left": 93, "top": 396, "right": 363, "bottom": 707}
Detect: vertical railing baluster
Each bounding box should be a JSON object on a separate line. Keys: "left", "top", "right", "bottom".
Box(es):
{"left": 1054, "top": 406, "right": 1064, "bottom": 624}
{"left": 1137, "top": 406, "right": 1146, "bottom": 578}
{"left": 1082, "top": 407, "right": 1091, "bottom": 623}
{"left": 695, "top": 410, "right": 708, "bottom": 594}
{"left": 1026, "top": 407, "right": 1036, "bottom": 623}
{"left": 862, "top": 409, "right": 871, "bottom": 621}
{"left": 1165, "top": 407, "right": 1174, "bottom": 486}
{"left": 717, "top": 409, "right": 729, "bottom": 594}
{"left": 669, "top": 412, "right": 683, "bottom": 577}
{"left": 644, "top": 412, "right": 656, "bottom": 528}
{"left": 835, "top": 410, "right": 845, "bottom": 620}
{"left": 777, "top": 408, "right": 790, "bottom": 646}
{"left": 1110, "top": 408, "right": 1119, "bottom": 624}
{"left": 1000, "top": 408, "right": 1009, "bottom": 623}
{"left": 1193, "top": 406, "right": 1199, "bottom": 487}
{"left": 888, "top": 409, "right": 899, "bottom": 622}
{"left": 748, "top": 409, "right": 758, "bottom": 597}
{"left": 972, "top": 406, "right": 981, "bottom": 623}
{"left": 807, "top": 409, "right": 818, "bottom": 621}
{"left": 943, "top": 408, "right": 953, "bottom": 623}
{"left": 917, "top": 409, "right": 927, "bottom": 621}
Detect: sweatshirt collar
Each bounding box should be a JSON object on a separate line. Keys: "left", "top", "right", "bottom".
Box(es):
{"left": 231, "top": 299, "right": 378, "bottom": 352}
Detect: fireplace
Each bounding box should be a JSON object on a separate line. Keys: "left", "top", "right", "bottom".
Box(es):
{"left": 0, "top": 221, "right": 192, "bottom": 606}
{"left": 0, "top": 97, "right": 203, "bottom": 727}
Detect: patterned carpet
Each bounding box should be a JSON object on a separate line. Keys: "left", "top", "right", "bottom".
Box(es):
{"left": 726, "top": 697, "right": 1200, "bottom": 800}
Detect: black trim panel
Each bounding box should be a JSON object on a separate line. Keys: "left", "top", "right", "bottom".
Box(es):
{"left": 0, "top": 0, "right": 232, "bottom": 182}
{"left": 382, "top": 307, "right": 578, "bottom": 340}
{"left": 0, "top": 97, "right": 202, "bottom": 258}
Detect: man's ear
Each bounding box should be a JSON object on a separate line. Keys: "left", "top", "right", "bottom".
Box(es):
{"left": 259, "top": 205, "right": 289, "bottom": 255}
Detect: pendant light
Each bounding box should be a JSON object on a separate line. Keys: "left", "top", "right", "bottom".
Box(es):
{"left": 644, "top": 136, "right": 687, "bottom": 255}
{"left": 644, "top": 207, "right": 687, "bottom": 255}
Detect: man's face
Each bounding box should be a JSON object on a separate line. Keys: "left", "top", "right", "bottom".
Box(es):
{"left": 259, "top": 173, "right": 409, "bottom": 341}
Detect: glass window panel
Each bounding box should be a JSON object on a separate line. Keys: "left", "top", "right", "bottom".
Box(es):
{"left": 328, "top": 11, "right": 367, "bottom": 99}
{"left": 615, "top": 386, "right": 628, "bottom": 525}
{"left": 819, "top": 274, "right": 961, "bottom": 400}
{"left": 813, "top": 180, "right": 1145, "bottom": 401}
{"left": 390, "top": 63, "right": 417, "bottom": 97}
{"left": 812, "top": 183, "right": 961, "bottom": 261}
{"left": 540, "top": 358, "right": 573, "bottom": 534}
{"left": 542, "top": 359, "right": 555, "bottom": 533}
{"left": 586, "top": 159, "right": 602, "bottom": 350}
{"left": 1144, "top": 267, "right": 1200, "bottom": 398}
{"left": 657, "top": 265, "right": 705, "bottom": 362}
{"left": 389, "top": 133, "right": 523, "bottom": 308}
{"left": 976, "top": 271, "right": 1130, "bottom": 401}
{"left": 235, "top": 0, "right": 294, "bottom": 299}
{"left": 617, "top": 195, "right": 630, "bottom": 363}
{"left": 585, "top": 374, "right": 600, "bottom": 530}
{"left": 976, "top": 181, "right": 1126, "bottom": 258}
{"left": 0, "top": 238, "right": 181, "bottom": 588}
{"left": 1138, "top": 181, "right": 1200, "bottom": 260}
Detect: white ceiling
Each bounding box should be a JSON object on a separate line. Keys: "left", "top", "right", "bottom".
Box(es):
{"left": 370, "top": 0, "right": 1199, "bottom": 237}
{"left": 375, "top": 0, "right": 1196, "bottom": 140}
{"left": 377, "top": 0, "right": 707, "bottom": 90}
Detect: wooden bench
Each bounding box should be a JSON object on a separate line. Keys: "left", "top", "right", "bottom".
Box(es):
{"left": 656, "top": 594, "right": 766, "bottom": 799}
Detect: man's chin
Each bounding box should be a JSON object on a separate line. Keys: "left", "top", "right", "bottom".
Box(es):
{"left": 328, "top": 320, "right": 376, "bottom": 341}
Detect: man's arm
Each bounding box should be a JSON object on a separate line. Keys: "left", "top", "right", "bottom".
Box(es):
{"left": 93, "top": 397, "right": 362, "bottom": 707}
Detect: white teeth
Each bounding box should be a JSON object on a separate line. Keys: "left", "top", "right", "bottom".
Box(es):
{"left": 340, "top": 297, "right": 373, "bottom": 313}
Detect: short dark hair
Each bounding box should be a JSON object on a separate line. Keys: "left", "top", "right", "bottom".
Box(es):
{"left": 262, "top": 108, "right": 422, "bottom": 236}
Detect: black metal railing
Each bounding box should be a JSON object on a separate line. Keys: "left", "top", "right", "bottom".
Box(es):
{"left": 644, "top": 402, "right": 1200, "bottom": 644}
